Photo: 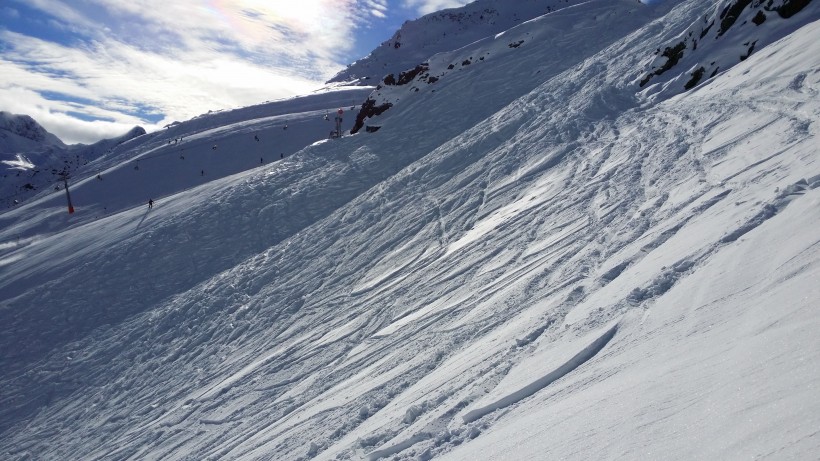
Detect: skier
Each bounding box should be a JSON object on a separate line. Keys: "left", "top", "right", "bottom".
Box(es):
{"left": 254, "top": 135, "right": 260, "bottom": 142}
{"left": 148, "top": 199, "right": 154, "bottom": 209}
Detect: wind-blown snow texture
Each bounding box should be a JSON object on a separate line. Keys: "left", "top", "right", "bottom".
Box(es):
{"left": 1, "top": 0, "right": 819, "bottom": 460}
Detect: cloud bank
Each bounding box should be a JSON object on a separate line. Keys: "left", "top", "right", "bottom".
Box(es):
{"left": 0, "top": 0, "right": 396, "bottom": 144}
{"left": 402, "top": 0, "right": 471, "bottom": 15}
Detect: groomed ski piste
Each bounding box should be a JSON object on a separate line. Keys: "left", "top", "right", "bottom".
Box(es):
{"left": 1, "top": 0, "right": 819, "bottom": 459}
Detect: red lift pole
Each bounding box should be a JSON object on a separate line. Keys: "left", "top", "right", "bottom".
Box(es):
{"left": 61, "top": 173, "right": 74, "bottom": 214}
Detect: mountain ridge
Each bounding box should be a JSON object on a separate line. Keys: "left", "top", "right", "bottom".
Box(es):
{"left": 0, "top": 111, "right": 66, "bottom": 153}
{"left": 328, "top": 0, "right": 602, "bottom": 86}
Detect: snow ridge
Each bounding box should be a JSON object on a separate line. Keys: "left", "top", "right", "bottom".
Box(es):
{"left": 462, "top": 323, "right": 618, "bottom": 424}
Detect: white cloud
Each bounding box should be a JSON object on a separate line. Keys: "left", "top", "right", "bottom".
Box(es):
{"left": 365, "top": 0, "right": 389, "bottom": 13}
{"left": 0, "top": 0, "right": 379, "bottom": 144}
{"left": 364, "top": 0, "right": 389, "bottom": 19}
{"left": 401, "top": 0, "right": 472, "bottom": 16}
{"left": 0, "top": 84, "right": 139, "bottom": 144}
{"left": 0, "top": 31, "right": 326, "bottom": 143}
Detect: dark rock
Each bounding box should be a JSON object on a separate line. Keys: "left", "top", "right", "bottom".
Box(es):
{"left": 718, "top": 0, "right": 753, "bottom": 37}
{"left": 684, "top": 66, "right": 706, "bottom": 90}
{"left": 772, "top": 0, "right": 813, "bottom": 18}
{"left": 351, "top": 98, "right": 393, "bottom": 134}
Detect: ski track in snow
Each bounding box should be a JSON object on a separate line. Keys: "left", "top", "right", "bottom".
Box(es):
{"left": 1, "top": 1, "right": 819, "bottom": 460}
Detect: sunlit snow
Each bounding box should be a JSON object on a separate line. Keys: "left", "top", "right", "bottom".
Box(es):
{"left": 1, "top": 0, "right": 818, "bottom": 460}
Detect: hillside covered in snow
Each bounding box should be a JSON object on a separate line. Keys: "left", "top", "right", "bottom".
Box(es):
{"left": 1, "top": 0, "right": 819, "bottom": 460}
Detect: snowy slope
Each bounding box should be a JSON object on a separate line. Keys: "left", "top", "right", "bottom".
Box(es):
{"left": 1, "top": 0, "right": 819, "bottom": 460}
{"left": 0, "top": 112, "right": 73, "bottom": 208}
{"left": 0, "top": 111, "right": 141, "bottom": 194}
{"left": 0, "top": 87, "right": 370, "bottom": 219}
{"left": 349, "top": 0, "right": 655, "bottom": 135}
{"left": 637, "top": 0, "right": 818, "bottom": 99}
{"left": 328, "top": 0, "right": 593, "bottom": 85}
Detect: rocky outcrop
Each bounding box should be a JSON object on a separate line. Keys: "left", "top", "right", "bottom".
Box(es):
{"left": 351, "top": 99, "right": 393, "bottom": 134}
{"left": 638, "top": 0, "right": 815, "bottom": 92}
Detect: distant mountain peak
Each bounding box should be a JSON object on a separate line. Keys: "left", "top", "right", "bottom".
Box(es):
{"left": 110, "top": 125, "right": 146, "bottom": 147}
{"left": 0, "top": 114, "right": 147, "bottom": 208}
{"left": 0, "top": 111, "right": 65, "bottom": 150}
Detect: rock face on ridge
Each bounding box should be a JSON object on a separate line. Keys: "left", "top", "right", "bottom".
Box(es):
{"left": 349, "top": 0, "right": 817, "bottom": 134}
{"left": 637, "top": 0, "right": 816, "bottom": 96}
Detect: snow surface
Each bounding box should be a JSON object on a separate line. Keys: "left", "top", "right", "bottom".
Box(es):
{"left": 0, "top": 88, "right": 369, "bottom": 210}
{"left": 1, "top": 0, "right": 819, "bottom": 460}
{"left": 328, "top": 0, "right": 595, "bottom": 85}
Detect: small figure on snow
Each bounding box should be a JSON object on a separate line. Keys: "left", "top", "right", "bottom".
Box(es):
{"left": 254, "top": 135, "right": 260, "bottom": 142}
{"left": 148, "top": 199, "right": 154, "bottom": 209}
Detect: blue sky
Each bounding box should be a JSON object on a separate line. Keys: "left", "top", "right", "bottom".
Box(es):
{"left": 0, "top": 0, "right": 471, "bottom": 144}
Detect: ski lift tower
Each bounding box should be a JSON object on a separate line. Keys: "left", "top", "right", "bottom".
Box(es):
{"left": 58, "top": 170, "right": 75, "bottom": 214}
{"left": 334, "top": 108, "right": 344, "bottom": 139}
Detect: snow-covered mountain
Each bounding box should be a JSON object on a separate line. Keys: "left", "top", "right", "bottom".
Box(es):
{"left": 0, "top": 111, "right": 65, "bottom": 153}
{"left": 0, "top": 115, "right": 145, "bottom": 210}
{"left": 0, "top": 113, "right": 67, "bottom": 194}
{"left": 328, "top": 0, "right": 592, "bottom": 85}
{"left": 350, "top": 0, "right": 654, "bottom": 135}
{"left": 1, "top": 0, "right": 818, "bottom": 460}
{"left": 0, "top": 88, "right": 370, "bottom": 211}
{"left": 637, "top": 0, "right": 818, "bottom": 99}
